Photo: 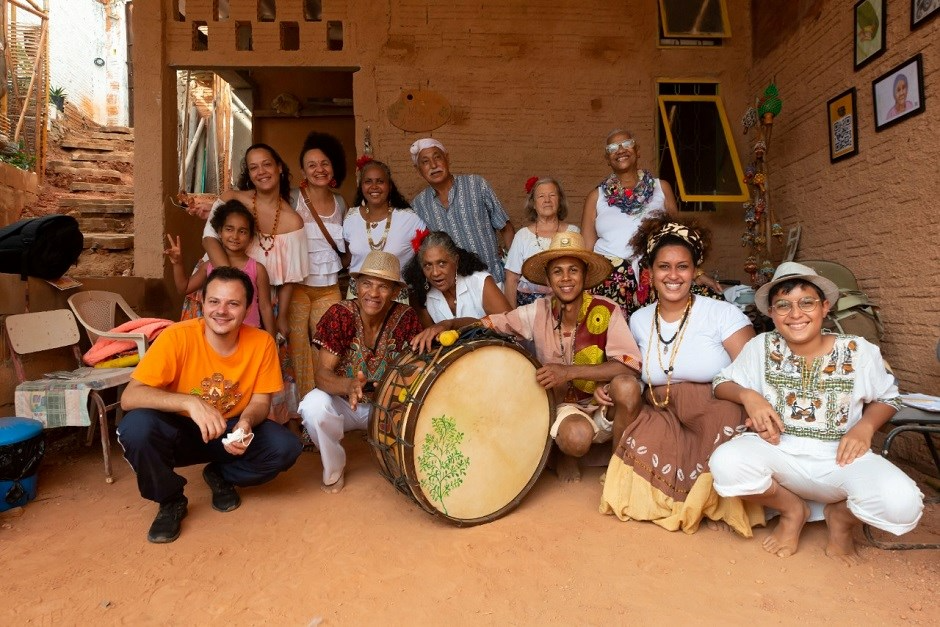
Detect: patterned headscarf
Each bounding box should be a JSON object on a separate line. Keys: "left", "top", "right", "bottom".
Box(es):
{"left": 646, "top": 222, "right": 705, "bottom": 266}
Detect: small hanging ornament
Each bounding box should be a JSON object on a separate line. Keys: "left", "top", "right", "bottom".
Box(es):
{"left": 771, "top": 223, "right": 783, "bottom": 238}
{"left": 753, "top": 172, "right": 767, "bottom": 192}
{"left": 744, "top": 255, "right": 759, "bottom": 275}
{"left": 760, "top": 260, "right": 776, "bottom": 278}
{"left": 758, "top": 83, "right": 783, "bottom": 124}
{"left": 752, "top": 139, "right": 768, "bottom": 160}
{"left": 741, "top": 106, "right": 759, "bottom": 135}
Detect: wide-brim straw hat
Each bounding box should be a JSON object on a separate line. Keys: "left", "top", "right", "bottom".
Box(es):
{"left": 354, "top": 250, "right": 405, "bottom": 286}
{"left": 521, "top": 232, "right": 613, "bottom": 290}
{"left": 754, "top": 261, "right": 840, "bottom": 316}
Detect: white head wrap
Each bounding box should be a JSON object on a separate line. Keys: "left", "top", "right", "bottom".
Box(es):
{"left": 409, "top": 138, "right": 447, "bottom": 165}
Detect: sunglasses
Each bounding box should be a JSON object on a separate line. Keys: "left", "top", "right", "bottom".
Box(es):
{"left": 606, "top": 139, "right": 636, "bottom": 154}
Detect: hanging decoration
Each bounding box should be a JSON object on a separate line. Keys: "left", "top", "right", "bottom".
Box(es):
{"left": 740, "top": 82, "right": 785, "bottom": 288}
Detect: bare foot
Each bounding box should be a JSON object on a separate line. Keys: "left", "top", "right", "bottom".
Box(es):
{"left": 556, "top": 455, "right": 582, "bottom": 483}
{"left": 321, "top": 473, "right": 345, "bottom": 494}
{"left": 824, "top": 501, "right": 861, "bottom": 565}
{"left": 706, "top": 519, "right": 735, "bottom": 533}
{"left": 762, "top": 500, "right": 810, "bottom": 557}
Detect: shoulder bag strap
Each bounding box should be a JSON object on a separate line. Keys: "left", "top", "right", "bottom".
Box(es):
{"left": 300, "top": 186, "right": 343, "bottom": 258}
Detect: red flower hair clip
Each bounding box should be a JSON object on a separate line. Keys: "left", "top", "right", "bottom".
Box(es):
{"left": 356, "top": 155, "right": 374, "bottom": 171}
{"left": 524, "top": 176, "right": 539, "bottom": 195}
{"left": 411, "top": 228, "right": 431, "bottom": 253}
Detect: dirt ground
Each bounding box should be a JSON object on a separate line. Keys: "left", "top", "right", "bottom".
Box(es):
{"left": 2, "top": 433, "right": 937, "bottom": 626}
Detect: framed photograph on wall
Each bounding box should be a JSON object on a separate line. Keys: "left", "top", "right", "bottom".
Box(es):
{"left": 827, "top": 88, "right": 859, "bottom": 163}
{"left": 873, "top": 54, "right": 925, "bottom": 131}
{"left": 911, "top": 0, "right": 940, "bottom": 29}
{"left": 854, "top": 0, "right": 886, "bottom": 70}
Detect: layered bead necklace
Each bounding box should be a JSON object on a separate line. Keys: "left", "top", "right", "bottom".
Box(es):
{"left": 251, "top": 191, "right": 281, "bottom": 256}
{"left": 643, "top": 295, "right": 694, "bottom": 408}
{"left": 364, "top": 203, "right": 392, "bottom": 251}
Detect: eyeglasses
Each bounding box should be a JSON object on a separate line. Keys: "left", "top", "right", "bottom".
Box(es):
{"left": 606, "top": 139, "right": 636, "bottom": 154}
{"left": 771, "top": 297, "right": 821, "bottom": 316}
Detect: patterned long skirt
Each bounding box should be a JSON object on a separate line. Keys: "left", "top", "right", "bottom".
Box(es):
{"left": 591, "top": 257, "right": 650, "bottom": 321}
{"left": 599, "top": 382, "right": 764, "bottom": 536}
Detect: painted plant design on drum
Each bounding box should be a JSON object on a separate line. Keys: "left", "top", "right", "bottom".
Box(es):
{"left": 417, "top": 414, "right": 470, "bottom": 515}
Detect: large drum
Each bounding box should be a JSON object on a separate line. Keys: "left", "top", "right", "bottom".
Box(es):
{"left": 369, "top": 331, "right": 553, "bottom": 526}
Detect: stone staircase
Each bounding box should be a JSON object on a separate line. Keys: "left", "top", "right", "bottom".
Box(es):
{"left": 51, "top": 126, "right": 135, "bottom": 254}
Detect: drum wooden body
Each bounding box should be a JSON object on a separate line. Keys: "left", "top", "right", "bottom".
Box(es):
{"left": 369, "top": 337, "right": 553, "bottom": 526}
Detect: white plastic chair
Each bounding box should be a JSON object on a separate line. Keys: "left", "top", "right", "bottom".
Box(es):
{"left": 67, "top": 290, "right": 147, "bottom": 359}
{"left": 5, "top": 310, "right": 133, "bottom": 483}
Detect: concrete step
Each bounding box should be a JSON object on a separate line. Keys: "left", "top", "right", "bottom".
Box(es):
{"left": 59, "top": 196, "right": 134, "bottom": 214}
{"left": 60, "top": 139, "right": 127, "bottom": 152}
{"left": 49, "top": 163, "right": 126, "bottom": 179}
{"left": 70, "top": 181, "right": 133, "bottom": 194}
{"left": 83, "top": 233, "right": 134, "bottom": 250}
{"left": 88, "top": 131, "right": 134, "bottom": 142}
{"left": 69, "top": 150, "right": 133, "bottom": 163}
{"left": 77, "top": 216, "right": 133, "bottom": 233}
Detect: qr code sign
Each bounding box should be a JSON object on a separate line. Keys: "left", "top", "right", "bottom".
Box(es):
{"left": 833, "top": 115, "right": 853, "bottom": 153}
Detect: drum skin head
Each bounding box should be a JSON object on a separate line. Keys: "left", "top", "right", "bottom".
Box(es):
{"left": 409, "top": 344, "right": 551, "bottom": 523}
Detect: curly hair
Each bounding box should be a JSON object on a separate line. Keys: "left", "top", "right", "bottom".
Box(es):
{"left": 352, "top": 159, "right": 411, "bottom": 209}
{"left": 523, "top": 177, "right": 568, "bottom": 222}
{"left": 209, "top": 199, "right": 256, "bottom": 238}
{"left": 298, "top": 131, "right": 347, "bottom": 186}
{"left": 402, "top": 231, "right": 487, "bottom": 308}
{"left": 629, "top": 213, "right": 711, "bottom": 268}
{"left": 236, "top": 143, "right": 292, "bottom": 201}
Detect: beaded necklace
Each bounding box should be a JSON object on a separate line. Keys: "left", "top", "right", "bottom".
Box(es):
{"left": 553, "top": 292, "right": 591, "bottom": 365}
{"left": 655, "top": 297, "right": 693, "bottom": 355}
{"left": 364, "top": 203, "right": 393, "bottom": 251}
{"left": 251, "top": 191, "right": 281, "bottom": 256}
{"left": 643, "top": 295, "right": 694, "bottom": 408}
{"left": 600, "top": 169, "right": 656, "bottom": 216}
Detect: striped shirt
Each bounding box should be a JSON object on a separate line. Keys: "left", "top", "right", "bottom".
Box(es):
{"left": 412, "top": 174, "right": 510, "bottom": 283}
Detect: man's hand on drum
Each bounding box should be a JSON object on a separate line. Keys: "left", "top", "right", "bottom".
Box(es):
{"left": 410, "top": 321, "right": 452, "bottom": 354}
{"left": 347, "top": 371, "right": 368, "bottom": 410}
{"left": 536, "top": 364, "right": 570, "bottom": 390}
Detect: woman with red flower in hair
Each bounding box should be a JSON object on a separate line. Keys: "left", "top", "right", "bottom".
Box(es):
{"left": 343, "top": 157, "right": 425, "bottom": 305}
{"left": 503, "top": 176, "right": 580, "bottom": 308}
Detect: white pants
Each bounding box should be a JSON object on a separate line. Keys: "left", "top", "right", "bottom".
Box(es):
{"left": 710, "top": 433, "right": 924, "bottom": 536}
{"left": 298, "top": 389, "right": 370, "bottom": 484}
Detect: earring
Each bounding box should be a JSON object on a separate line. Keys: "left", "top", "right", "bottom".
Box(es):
{"left": 424, "top": 280, "right": 430, "bottom": 291}
{"left": 329, "top": 178, "right": 337, "bottom": 188}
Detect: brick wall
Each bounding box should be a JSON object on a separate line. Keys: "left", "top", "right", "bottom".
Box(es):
{"left": 48, "top": 0, "right": 129, "bottom": 126}
{"left": 749, "top": 0, "right": 939, "bottom": 393}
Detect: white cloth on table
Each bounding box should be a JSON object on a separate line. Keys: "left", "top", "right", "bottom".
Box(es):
{"left": 504, "top": 224, "right": 580, "bottom": 295}
{"left": 630, "top": 296, "right": 751, "bottom": 386}
{"left": 298, "top": 389, "right": 370, "bottom": 485}
{"left": 425, "top": 271, "right": 491, "bottom": 323}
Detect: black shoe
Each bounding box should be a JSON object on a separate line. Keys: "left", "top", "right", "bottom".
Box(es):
{"left": 203, "top": 463, "right": 241, "bottom": 512}
{"left": 147, "top": 496, "right": 188, "bottom": 544}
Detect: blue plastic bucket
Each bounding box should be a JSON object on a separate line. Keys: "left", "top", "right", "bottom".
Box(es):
{"left": 0, "top": 417, "right": 44, "bottom": 511}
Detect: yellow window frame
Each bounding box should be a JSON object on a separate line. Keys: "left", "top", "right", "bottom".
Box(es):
{"left": 656, "top": 94, "right": 748, "bottom": 203}
{"left": 658, "top": 0, "right": 732, "bottom": 39}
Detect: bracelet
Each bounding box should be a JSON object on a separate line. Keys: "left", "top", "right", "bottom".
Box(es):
{"left": 694, "top": 269, "right": 705, "bottom": 279}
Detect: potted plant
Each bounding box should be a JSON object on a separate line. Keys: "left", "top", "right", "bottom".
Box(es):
{"left": 49, "top": 86, "right": 66, "bottom": 112}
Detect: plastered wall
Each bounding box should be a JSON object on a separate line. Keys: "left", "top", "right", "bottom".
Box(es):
{"left": 0, "top": 162, "right": 38, "bottom": 226}
{"left": 749, "top": 0, "right": 939, "bottom": 393}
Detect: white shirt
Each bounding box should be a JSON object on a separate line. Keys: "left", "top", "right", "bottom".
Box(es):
{"left": 295, "top": 192, "right": 346, "bottom": 287}
{"left": 425, "top": 271, "right": 491, "bottom": 323}
{"left": 593, "top": 180, "right": 666, "bottom": 260}
{"left": 630, "top": 296, "right": 751, "bottom": 386}
{"left": 343, "top": 207, "right": 426, "bottom": 273}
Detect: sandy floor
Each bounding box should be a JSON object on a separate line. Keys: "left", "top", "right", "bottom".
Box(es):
{"left": 2, "top": 433, "right": 937, "bottom": 625}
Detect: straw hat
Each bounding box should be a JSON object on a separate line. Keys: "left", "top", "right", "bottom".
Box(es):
{"left": 354, "top": 251, "right": 405, "bottom": 286}
{"left": 754, "top": 262, "right": 840, "bottom": 316}
{"left": 521, "top": 232, "right": 613, "bottom": 289}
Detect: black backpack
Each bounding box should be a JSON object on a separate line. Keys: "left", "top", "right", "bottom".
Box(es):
{"left": 0, "top": 215, "right": 83, "bottom": 280}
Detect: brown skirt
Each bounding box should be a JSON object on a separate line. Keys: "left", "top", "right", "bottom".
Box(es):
{"left": 599, "top": 382, "right": 764, "bottom": 536}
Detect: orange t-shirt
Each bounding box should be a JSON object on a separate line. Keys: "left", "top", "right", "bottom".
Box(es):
{"left": 132, "top": 319, "right": 282, "bottom": 419}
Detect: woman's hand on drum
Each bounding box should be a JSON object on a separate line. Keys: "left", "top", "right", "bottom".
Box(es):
{"left": 347, "top": 371, "right": 368, "bottom": 410}
{"left": 742, "top": 390, "right": 784, "bottom": 444}
{"left": 536, "top": 364, "right": 570, "bottom": 390}
{"left": 410, "top": 322, "right": 452, "bottom": 354}
{"left": 593, "top": 383, "right": 614, "bottom": 407}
